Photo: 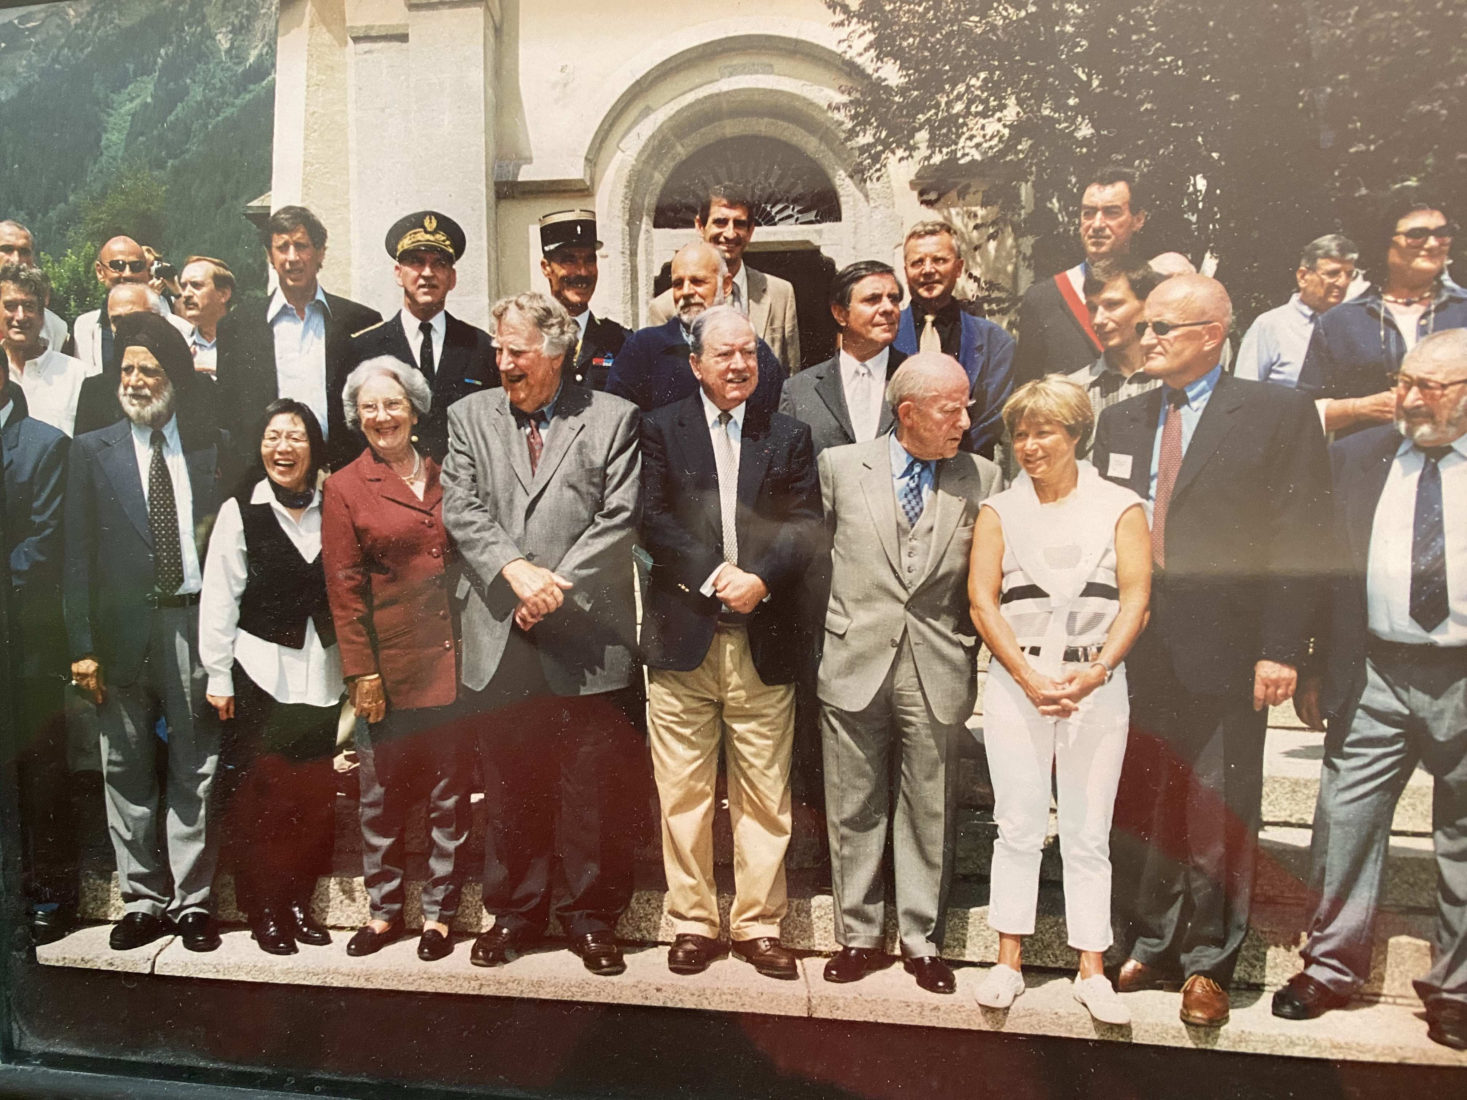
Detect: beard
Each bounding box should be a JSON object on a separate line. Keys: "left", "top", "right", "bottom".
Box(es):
{"left": 121, "top": 378, "right": 176, "bottom": 429}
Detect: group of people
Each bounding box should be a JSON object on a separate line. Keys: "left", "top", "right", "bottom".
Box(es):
{"left": 2, "top": 165, "right": 1463, "bottom": 1051}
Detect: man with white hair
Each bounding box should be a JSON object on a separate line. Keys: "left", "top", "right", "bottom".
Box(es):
{"left": 1275, "top": 329, "right": 1467, "bottom": 1050}
{"left": 74, "top": 283, "right": 189, "bottom": 436}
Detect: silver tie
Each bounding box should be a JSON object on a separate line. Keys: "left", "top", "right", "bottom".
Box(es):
{"left": 852, "top": 363, "right": 877, "bottom": 441}
{"left": 715, "top": 411, "right": 739, "bottom": 564}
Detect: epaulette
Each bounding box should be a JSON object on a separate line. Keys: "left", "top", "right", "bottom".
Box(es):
{"left": 351, "top": 319, "right": 389, "bottom": 339}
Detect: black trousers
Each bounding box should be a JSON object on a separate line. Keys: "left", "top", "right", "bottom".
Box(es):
{"left": 12, "top": 674, "right": 77, "bottom": 909}
{"left": 1110, "top": 636, "right": 1268, "bottom": 985}
{"left": 469, "top": 631, "right": 641, "bottom": 939}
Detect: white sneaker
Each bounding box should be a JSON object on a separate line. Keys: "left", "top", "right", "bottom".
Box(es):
{"left": 1073, "top": 973, "right": 1131, "bottom": 1025}
{"left": 975, "top": 964, "right": 1026, "bottom": 1008}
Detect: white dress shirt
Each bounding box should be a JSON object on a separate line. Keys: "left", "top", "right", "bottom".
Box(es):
{"left": 1367, "top": 436, "right": 1467, "bottom": 645}
{"left": 129, "top": 415, "right": 202, "bottom": 595}
{"left": 397, "top": 307, "right": 446, "bottom": 374}
{"left": 268, "top": 285, "right": 331, "bottom": 436}
{"left": 9, "top": 347, "right": 99, "bottom": 436}
{"left": 838, "top": 346, "right": 889, "bottom": 442}
{"left": 199, "top": 479, "right": 345, "bottom": 705}
{"left": 699, "top": 391, "right": 745, "bottom": 596}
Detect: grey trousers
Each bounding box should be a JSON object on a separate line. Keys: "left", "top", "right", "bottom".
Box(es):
{"left": 96, "top": 605, "right": 219, "bottom": 918}
{"left": 1301, "top": 643, "right": 1467, "bottom": 1006}
{"left": 820, "top": 639, "right": 962, "bottom": 958}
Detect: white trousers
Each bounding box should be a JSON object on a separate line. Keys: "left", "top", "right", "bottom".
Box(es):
{"left": 983, "top": 661, "right": 1129, "bottom": 952}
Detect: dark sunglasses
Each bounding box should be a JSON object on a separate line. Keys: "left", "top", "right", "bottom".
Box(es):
{"left": 1394, "top": 223, "right": 1458, "bottom": 245}
{"left": 104, "top": 258, "right": 149, "bottom": 274}
{"left": 1135, "top": 319, "right": 1218, "bottom": 338}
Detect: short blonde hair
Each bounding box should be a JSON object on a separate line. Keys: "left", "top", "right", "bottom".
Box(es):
{"left": 1002, "top": 376, "right": 1096, "bottom": 453}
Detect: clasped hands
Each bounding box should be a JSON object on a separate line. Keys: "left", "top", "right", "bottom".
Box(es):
{"left": 1018, "top": 663, "right": 1107, "bottom": 718}
{"left": 503, "top": 557, "right": 574, "bottom": 631}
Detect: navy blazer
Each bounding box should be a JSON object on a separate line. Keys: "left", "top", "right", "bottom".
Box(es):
{"left": 3, "top": 390, "right": 69, "bottom": 676}
{"left": 605, "top": 318, "right": 783, "bottom": 422}
{"left": 1093, "top": 373, "right": 1332, "bottom": 695}
{"left": 344, "top": 311, "right": 499, "bottom": 462}
{"left": 893, "top": 306, "right": 1014, "bottom": 459}
{"left": 63, "top": 418, "right": 228, "bottom": 685}
{"left": 565, "top": 313, "right": 630, "bottom": 392}
{"left": 639, "top": 394, "right": 821, "bottom": 684}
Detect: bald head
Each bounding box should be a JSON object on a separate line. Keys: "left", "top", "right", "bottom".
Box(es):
{"left": 1148, "top": 251, "right": 1196, "bottom": 277}
{"left": 106, "top": 283, "right": 167, "bottom": 327}
{"left": 95, "top": 235, "right": 147, "bottom": 289}
{"left": 670, "top": 239, "right": 731, "bottom": 327}
{"left": 889, "top": 352, "right": 973, "bottom": 460}
{"left": 1139, "top": 274, "right": 1232, "bottom": 388}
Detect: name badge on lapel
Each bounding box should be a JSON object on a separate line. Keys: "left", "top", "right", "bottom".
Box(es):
{"left": 1107, "top": 453, "right": 1133, "bottom": 480}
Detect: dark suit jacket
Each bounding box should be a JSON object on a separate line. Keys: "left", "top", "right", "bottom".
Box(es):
{"left": 344, "top": 311, "right": 499, "bottom": 461}
{"left": 1092, "top": 372, "right": 1331, "bottom": 696}
{"left": 893, "top": 307, "right": 1014, "bottom": 459}
{"left": 3, "top": 391, "right": 69, "bottom": 677}
{"left": 777, "top": 349, "right": 906, "bottom": 455}
{"left": 63, "top": 418, "right": 228, "bottom": 685}
{"left": 605, "top": 318, "right": 782, "bottom": 422}
{"left": 74, "top": 370, "right": 122, "bottom": 438}
{"left": 640, "top": 395, "right": 820, "bottom": 684}
{"left": 564, "top": 313, "right": 629, "bottom": 392}
{"left": 215, "top": 289, "right": 381, "bottom": 471}
{"left": 1012, "top": 269, "right": 1102, "bottom": 387}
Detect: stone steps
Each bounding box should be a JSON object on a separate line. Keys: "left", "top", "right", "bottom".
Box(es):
{"left": 36, "top": 923, "right": 1467, "bottom": 1069}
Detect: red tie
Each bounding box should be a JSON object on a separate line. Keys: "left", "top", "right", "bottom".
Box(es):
{"left": 526, "top": 417, "right": 543, "bottom": 474}
{"left": 1151, "top": 388, "right": 1187, "bottom": 568}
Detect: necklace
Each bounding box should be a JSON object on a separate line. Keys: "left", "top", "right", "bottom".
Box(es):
{"left": 394, "top": 449, "right": 422, "bottom": 484}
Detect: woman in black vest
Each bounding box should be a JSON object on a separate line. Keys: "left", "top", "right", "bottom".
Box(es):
{"left": 200, "top": 399, "right": 345, "bottom": 955}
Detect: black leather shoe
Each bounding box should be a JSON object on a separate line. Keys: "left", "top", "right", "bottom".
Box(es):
{"left": 823, "top": 946, "right": 880, "bottom": 984}
{"left": 1427, "top": 1002, "right": 1467, "bottom": 1051}
{"left": 569, "top": 931, "right": 625, "bottom": 976}
{"left": 175, "top": 912, "right": 222, "bottom": 953}
{"left": 904, "top": 955, "right": 956, "bottom": 995}
{"left": 1271, "top": 973, "right": 1350, "bottom": 1020}
{"left": 418, "top": 928, "right": 453, "bottom": 962}
{"left": 28, "top": 907, "right": 76, "bottom": 947}
{"left": 109, "top": 912, "right": 173, "bottom": 951}
{"left": 286, "top": 899, "right": 332, "bottom": 946}
{"left": 250, "top": 908, "right": 298, "bottom": 956}
{"left": 345, "top": 920, "right": 404, "bottom": 957}
{"left": 731, "top": 937, "right": 799, "bottom": 980}
{"left": 668, "top": 933, "right": 723, "bottom": 975}
{"left": 470, "top": 925, "right": 527, "bottom": 968}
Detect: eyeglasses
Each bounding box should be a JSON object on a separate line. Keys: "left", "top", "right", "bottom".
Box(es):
{"left": 104, "top": 258, "right": 149, "bottom": 274}
{"left": 1394, "top": 223, "right": 1458, "bottom": 245}
{"left": 1135, "top": 319, "right": 1218, "bottom": 338}
{"left": 1388, "top": 371, "right": 1467, "bottom": 396}
{"left": 262, "top": 431, "right": 310, "bottom": 446}
{"left": 356, "top": 399, "right": 411, "bottom": 417}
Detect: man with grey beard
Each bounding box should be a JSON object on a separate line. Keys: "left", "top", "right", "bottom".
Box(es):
{"left": 1276, "top": 328, "right": 1467, "bottom": 1050}
{"left": 64, "top": 311, "right": 230, "bottom": 954}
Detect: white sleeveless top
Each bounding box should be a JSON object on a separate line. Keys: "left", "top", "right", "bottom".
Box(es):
{"left": 983, "top": 461, "right": 1143, "bottom": 677}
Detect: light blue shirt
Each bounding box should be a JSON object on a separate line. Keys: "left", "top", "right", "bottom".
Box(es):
{"left": 267, "top": 284, "right": 332, "bottom": 437}
{"left": 888, "top": 432, "right": 935, "bottom": 514}
{"left": 1234, "top": 294, "right": 1318, "bottom": 387}
{"left": 129, "top": 414, "right": 202, "bottom": 595}
{"left": 513, "top": 383, "right": 563, "bottom": 448}
{"left": 1149, "top": 364, "right": 1222, "bottom": 502}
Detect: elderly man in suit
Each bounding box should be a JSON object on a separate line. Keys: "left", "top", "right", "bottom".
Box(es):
{"left": 640, "top": 305, "right": 821, "bottom": 979}
{"left": 72, "top": 236, "right": 191, "bottom": 371}
{"left": 74, "top": 284, "right": 185, "bottom": 437}
{"left": 647, "top": 186, "right": 800, "bottom": 372}
{"left": 346, "top": 211, "right": 498, "bottom": 461}
{"left": 608, "top": 241, "right": 783, "bottom": 422}
{"left": 443, "top": 291, "right": 643, "bottom": 977}
{"left": 216, "top": 206, "right": 381, "bottom": 470}
{"left": 537, "top": 210, "right": 629, "bottom": 391}
{"left": 1273, "top": 329, "right": 1467, "bottom": 1050}
{"left": 892, "top": 222, "right": 1014, "bottom": 459}
{"left": 1092, "top": 274, "right": 1332, "bottom": 1027}
{"left": 64, "top": 312, "right": 231, "bottom": 953}
{"left": 817, "top": 352, "right": 1004, "bottom": 995}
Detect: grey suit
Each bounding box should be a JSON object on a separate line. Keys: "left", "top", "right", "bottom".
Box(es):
{"left": 777, "top": 351, "right": 905, "bottom": 456}
{"left": 650, "top": 265, "right": 801, "bottom": 372}
{"left": 817, "top": 438, "right": 1002, "bottom": 956}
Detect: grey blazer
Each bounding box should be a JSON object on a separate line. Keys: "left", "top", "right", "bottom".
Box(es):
{"left": 777, "top": 350, "right": 906, "bottom": 455}
{"left": 815, "top": 438, "right": 1002, "bottom": 726}
{"left": 441, "top": 383, "right": 641, "bottom": 696}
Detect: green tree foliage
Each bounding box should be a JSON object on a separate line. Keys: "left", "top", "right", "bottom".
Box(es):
{"left": 38, "top": 244, "right": 99, "bottom": 326}
{"left": 825, "top": 0, "right": 1467, "bottom": 325}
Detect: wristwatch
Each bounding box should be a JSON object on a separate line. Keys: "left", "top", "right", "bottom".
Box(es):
{"left": 1090, "top": 659, "right": 1114, "bottom": 684}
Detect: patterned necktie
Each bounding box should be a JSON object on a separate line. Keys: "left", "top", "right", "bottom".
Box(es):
{"left": 919, "top": 313, "right": 942, "bottom": 354}
{"left": 1151, "top": 387, "right": 1188, "bottom": 568}
{"left": 418, "top": 320, "right": 435, "bottom": 384}
{"left": 526, "top": 414, "right": 544, "bottom": 474}
{"left": 899, "top": 455, "right": 927, "bottom": 527}
{"left": 148, "top": 430, "right": 184, "bottom": 595}
{"left": 1410, "top": 446, "right": 1451, "bottom": 632}
{"left": 714, "top": 411, "right": 739, "bottom": 564}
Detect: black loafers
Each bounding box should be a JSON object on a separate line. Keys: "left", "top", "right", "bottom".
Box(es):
{"left": 569, "top": 931, "right": 625, "bottom": 976}
{"left": 345, "top": 920, "right": 404, "bottom": 957}
{"left": 109, "top": 912, "right": 173, "bottom": 951}
{"left": 250, "top": 908, "right": 298, "bottom": 956}
{"left": 1271, "top": 973, "right": 1350, "bottom": 1020}
{"left": 28, "top": 906, "right": 76, "bottom": 947}
{"left": 904, "top": 955, "right": 956, "bottom": 995}
{"left": 286, "top": 899, "right": 332, "bottom": 946}
{"left": 1427, "top": 1002, "right": 1467, "bottom": 1050}
{"left": 668, "top": 933, "right": 723, "bottom": 975}
{"left": 175, "top": 912, "right": 222, "bottom": 953}
{"left": 418, "top": 928, "right": 453, "bottom": 962}
{"left": 470, "top": 925, "right": 528, "bottom": 968}
{"left": 823, "top": 946, "right": 880, "bottom": 984}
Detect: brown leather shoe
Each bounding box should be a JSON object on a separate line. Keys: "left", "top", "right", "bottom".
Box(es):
{"left": 730, "top": 937, "right": 798, "bottom": 980}
{"left": 1115, "top": 957, "right": 1172, "bottom": 993}
{"left": 668, "top": 933, "right": 723, "bottom": 975}
{"left": 1180, "top": 974, "right": 1230, "bottom": 1027}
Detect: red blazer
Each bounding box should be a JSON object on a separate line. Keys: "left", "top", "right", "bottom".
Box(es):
{"left": 321, "top": 448, "right": 458, "bottom": 710}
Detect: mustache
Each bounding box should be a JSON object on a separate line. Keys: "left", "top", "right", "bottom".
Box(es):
{"left": 561, "top": 277, "right": 594, "bottom": 289}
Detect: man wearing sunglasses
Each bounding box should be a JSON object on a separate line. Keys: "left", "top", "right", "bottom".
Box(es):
{"left": 1093, "top": 274, "right": 1332, "bottom": 1028}
{"left": 1298, "top": 191, "right": 1467, "bottom": 437}
{"left": 72, "top": 236, "right": 191, "bottom": 372}
{"left": 1235, "top": 234, "right": 1359, "bottom": 388}
{"left": 1278, "top": 329, "right": 1467, "bottom": 1050}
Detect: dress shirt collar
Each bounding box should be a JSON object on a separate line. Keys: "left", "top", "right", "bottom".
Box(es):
{"left": 398, "top": 307, "right": 446, "bottom": 350}
{"left": 573, "top": 309, "right": 591, "bottom": 340}
{"left": 730, "top": 263, "right": 749, "bottom": 308}
{"left": 888, "top": 431, "right": 929, "bottom": 477}
{"left": 910, "top": 297, "right": 961, "bottom": 327}
{"left": 130, "top": 413, "right": 181, "bottom": 452}
{"left": 267, "top": 284, "right": 330, "bottom": 325}
{"left": 250, "top": 475, "right": 322, "bottom": 514}
{"left": 700, "top": 390, "right": 746, "bottom": 433}
{"left": 1166, "top": 363, "right": 1223, "bottom": 409}
{"left": 511, "top": 382, "right": 563, "bottom": 428}
{"left": 1287, "top": 293, "right": 1319, "bottom": 323}
{"left": 1397, "top": 433, "right": 1467, "bottom": 463}
{"left": 839, "top": 345, "right": 890, "bottom": 380}
{"left": 190, "top": 329, "right": 217, "bottom": 351}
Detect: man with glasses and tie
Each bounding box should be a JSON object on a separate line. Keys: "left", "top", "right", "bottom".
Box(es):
{"left": 1299, "top": 190, "right": 1467, "bottom": 437}
{"left": 1275, "top": 328, "right": 1467, "bottom": 1050}
{"left": 346, "top": 211, "right": 496, "bottom": 461}
{"left": 72, "top": 236, "right": 191, "bottom": 371}
{"left": 1093, "top": 274, "right": 1333, "bottom": 1027}
{"left": 815, "top": 352, "right": 1003, "bottom": 995}
{"left": 1235, "top": 234, "right": 1359, "bottom": 389}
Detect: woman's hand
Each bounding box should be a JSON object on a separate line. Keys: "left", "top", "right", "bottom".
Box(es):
{"left": 1017, "top": 667, "right": 1072, "bottom": 714}
{"left": 206, "top": 694, "right": 235, "bottom": 721}
{"left": 1040, "top": 662, "right": 1109, "bottom": 712}
{"left": 350, "top": 675, "right": 387, "bottom": 724}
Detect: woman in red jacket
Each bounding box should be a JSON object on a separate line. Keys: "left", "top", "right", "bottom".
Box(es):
{"left": 321, "top": 356, "right": 468, "bottom": 963}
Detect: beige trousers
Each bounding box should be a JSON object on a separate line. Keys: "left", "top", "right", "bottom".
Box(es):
{"left": 647, "top": 625, "right": 795, "bottom": 941}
